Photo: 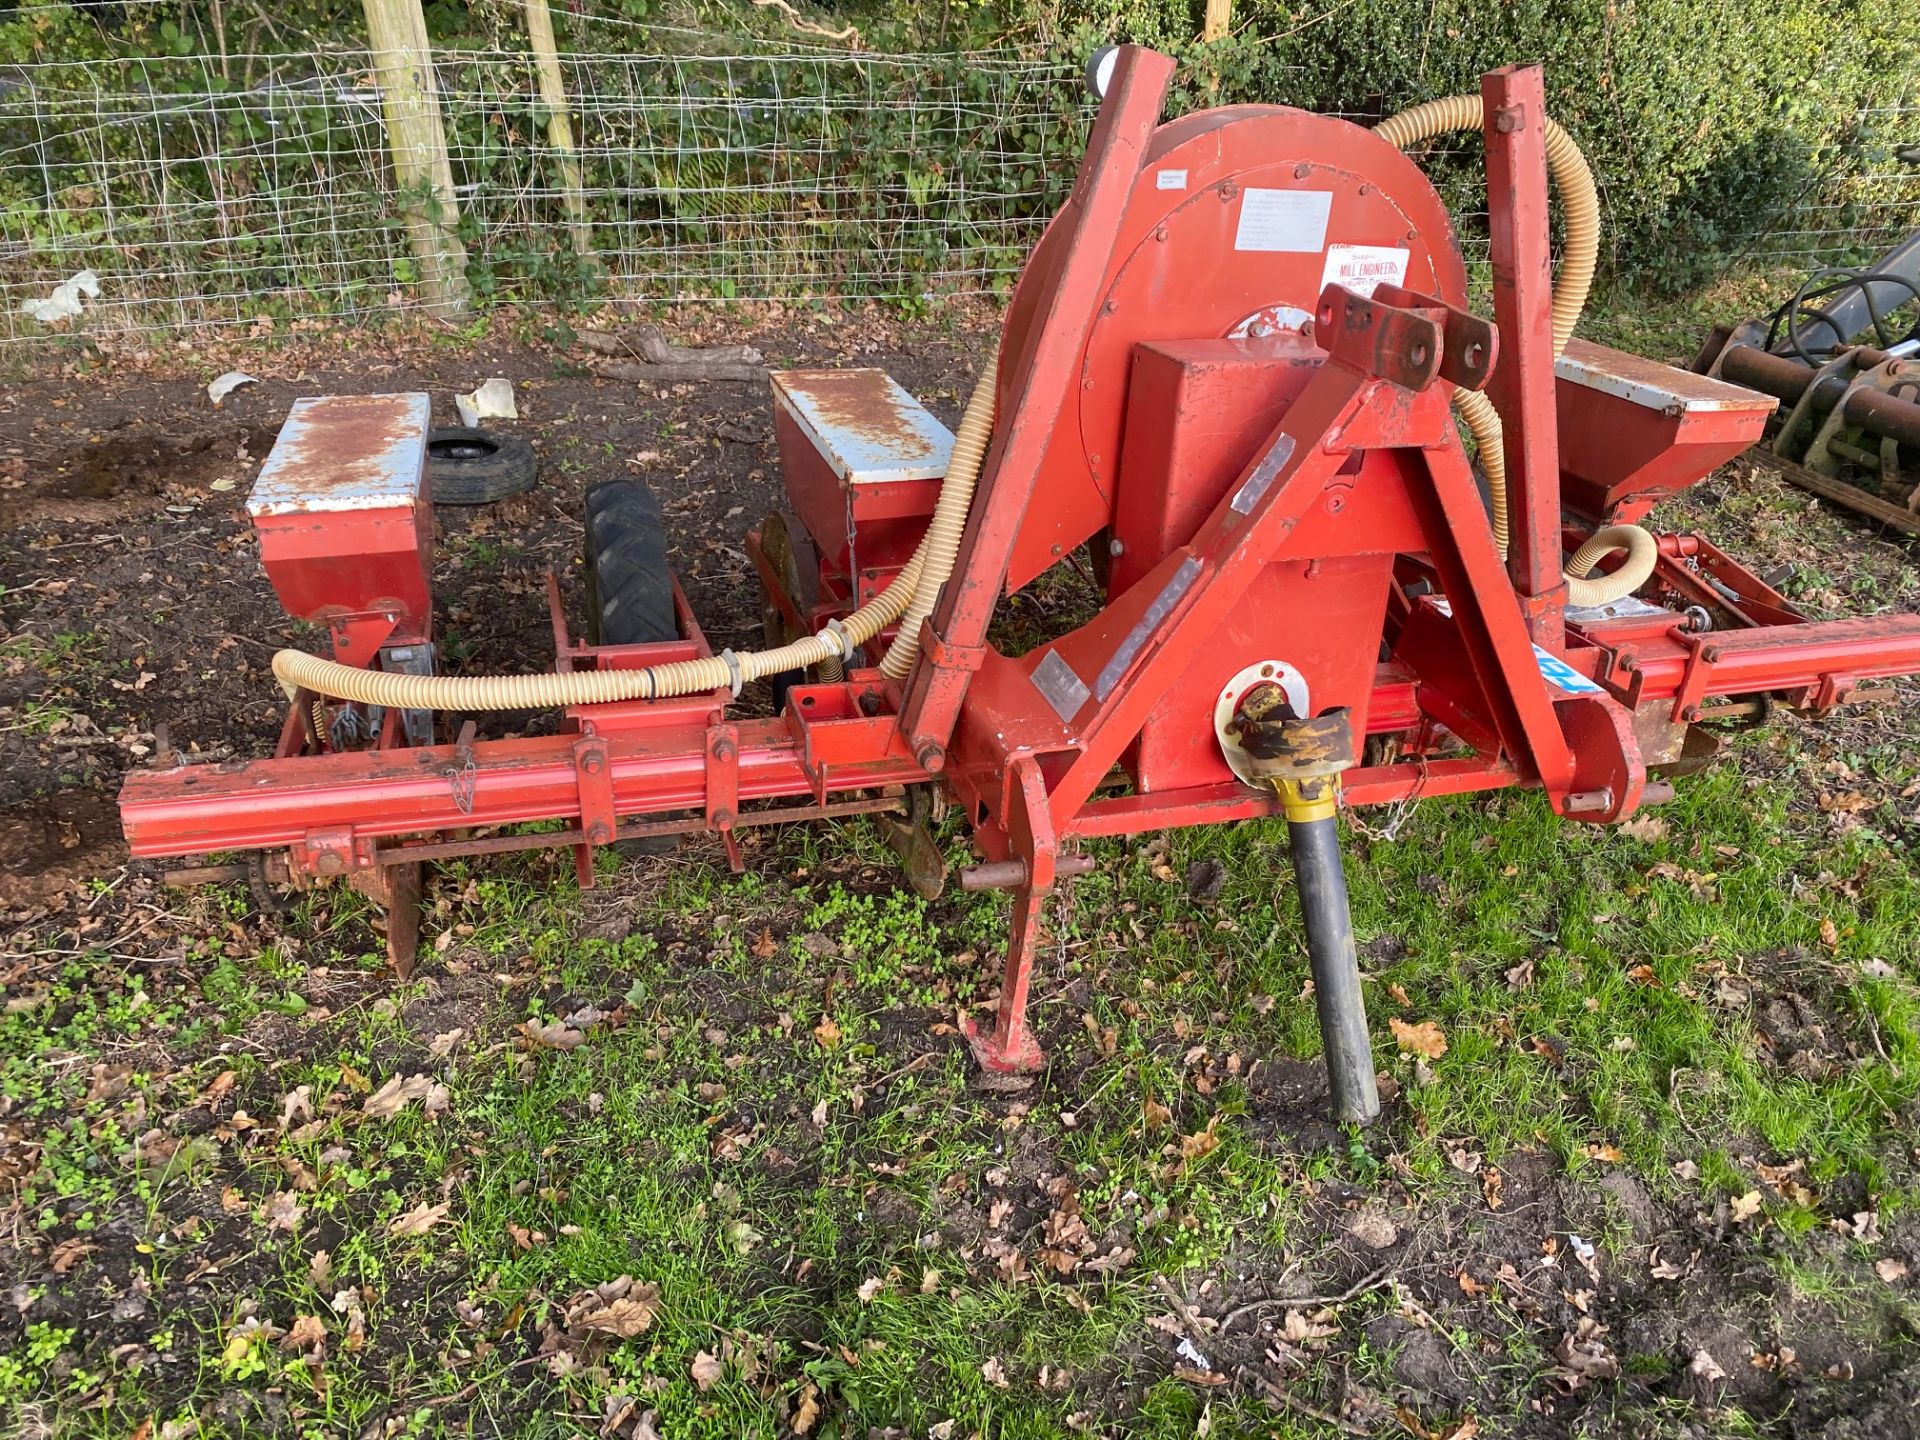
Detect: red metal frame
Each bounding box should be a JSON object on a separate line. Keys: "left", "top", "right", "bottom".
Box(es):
{"left": 120, "top": 45, "right": 1920, "bottom": 1073}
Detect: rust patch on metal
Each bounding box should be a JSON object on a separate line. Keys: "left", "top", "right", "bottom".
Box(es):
{"left": 250, "top": 393, "right": 430, "bottom": 515}
{"left": 777, "top": 370, "right": 936, "bottom": 456}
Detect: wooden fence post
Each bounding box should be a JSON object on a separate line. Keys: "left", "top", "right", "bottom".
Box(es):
{"left": 363, "top": 0, "right": 470, "bottom": 316}
{"left": 1203, "top": 0, "right": 1233, "bottom": 41}
{"left": 523, "top": 0, "right": 593, "bottom": 258}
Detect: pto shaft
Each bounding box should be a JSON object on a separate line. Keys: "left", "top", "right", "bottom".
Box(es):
{"left": 1279, "top": 779, "right": 1381, "bottom": 1126}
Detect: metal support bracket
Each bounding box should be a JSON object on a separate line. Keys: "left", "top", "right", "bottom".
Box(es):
{"left": 706, "top": 723, "right": 743, "bottom": 871}
{"left": 572, "top": 732, "right": 615, "bottom": 889}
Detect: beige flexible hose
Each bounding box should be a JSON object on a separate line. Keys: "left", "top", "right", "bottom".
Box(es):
{"left": 1561, "top": 524, "right": 1658, "bottom": 608}
{"left": 272, "top": 346, "right": 1002, "bottom": 710}
{"left": 880, "top": 344, "right": 1000, "bottom": 680}
{"left": 1376, "top": 96, "right": 1650, "bottom": 607}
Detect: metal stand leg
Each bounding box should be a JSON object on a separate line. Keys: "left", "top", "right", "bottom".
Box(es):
{"left": 349, "top": 860, "right": 423, "bottom": 980}
{"left": 962, "top": 882, "right": 1049, "bottom": 1073}
{"left": 1281, "top": 781, "right": 1380, "bottom": 1125}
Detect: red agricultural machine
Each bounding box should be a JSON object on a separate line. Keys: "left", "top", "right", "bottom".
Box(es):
{"left": 119, "top": 47, "right": 1920, "bottom": 1122}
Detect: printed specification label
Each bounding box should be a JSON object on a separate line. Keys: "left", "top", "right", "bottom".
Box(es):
{"left": 1233, "top": 188, "right": 1333, "bottom": 252}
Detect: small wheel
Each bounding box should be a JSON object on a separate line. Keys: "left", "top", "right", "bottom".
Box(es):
{"left": 583, "top": 479, "right": 681, "bottom": 856}
{"left": 427, "top": 427, "right": 539, "bottom": 505}
{"left": 584, "top": 480, "right": 677, "bottom": 647}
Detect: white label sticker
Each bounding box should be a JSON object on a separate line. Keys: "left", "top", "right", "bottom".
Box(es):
{"left": 1155, "top": 168, "right": 1188, "bottom": 190}
{"left": 1233, "top": 188, "right": 1332, "bottom": 253}
{"left": 1319, "top": 243, "right": 1411, "bottom": 298}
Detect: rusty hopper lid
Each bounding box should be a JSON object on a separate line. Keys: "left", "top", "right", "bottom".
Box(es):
{"left": 1554, "top": 339, "right": 1776, "bottom": 418}
{"left": 770, "top": 369, "right": 954, "bottom": 485}
{"left": 248, "top": 393, "right": 431, "bottom": 517}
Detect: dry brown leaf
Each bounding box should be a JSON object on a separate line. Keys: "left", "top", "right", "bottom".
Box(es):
{"left": 1389, "top": 1017, "right": 1448, "bottom": 1059}
{"left": 1481, "top": 1167, "right": 1505, "bottom": 1212}
{"left": 751, "top": 927, "right": 779, "bottom": 960}
{"left": 1618, "top": 815, "right": 1668, "bottom": 843}
{"left": 202, "top": 1070, "right": 238, "bottom": 1106}
{"left": 263, "top": 1190, "right": 306, "bottom": 1232}
{"left": 856, "top": 1276, "right": 887, "bottom": 1303}
{"left": 1876, "top": 1258, "right": 1908, "bottom": 1284}
{"left": 578, "top": 1287, "right": 661, "bottom": 1337}
{"left": 792, "top": 1381, "right": 821, "bottom": 1435}
{"left": 363, "top": 1074, "right": 434, "bottom": 1119}
{"left": 1729, "top": 1190, "right": 1764, "bottom": 1224}
{"left": 690, "top": 1350, "right": 724, "bottom": 1391}
{"left": 980, "top": 1357, "right": 1010, "bottom": 1389}
{"left": 813, "top": 1014, "right": 842, "bottom": 1049}
{"left": 522, "top": 1020, "right": 589, "bottom": 1051}
{"left": 1143, "top": 1096, "right": 1172, "bottom": 1130}
{"left": 282, "top": 1314, "right": 327, "bottom": 1353}
{"left": 388, "top": 1201, "right": 450, "bottom": 1237}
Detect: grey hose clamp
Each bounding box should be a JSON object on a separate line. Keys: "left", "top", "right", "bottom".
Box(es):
{"left": 821, "top": 618, "right": 853, "bottom": 661}
{"left": 718, "top": 648, "right": 746, "bottom": 699}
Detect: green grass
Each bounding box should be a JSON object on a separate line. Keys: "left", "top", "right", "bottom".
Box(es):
{"left": 7, "top": 713, "right": 1918, "bottom": 1436}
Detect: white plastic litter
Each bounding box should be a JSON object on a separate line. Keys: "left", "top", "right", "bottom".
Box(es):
{"left": 455, "top": 377, "right": 517, "bottom": 428}
{"left": 207, "top": 371, "right": 258, "bottom": 406}
{"left": 20, "top": 269, "right": 101, "bottom": 326}
{"left": 1175, "top": 1337, "right": 1212, "bottom": 1371}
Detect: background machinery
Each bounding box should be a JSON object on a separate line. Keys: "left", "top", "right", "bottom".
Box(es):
{"left": 119, "top": 47, "right": 1920, "bottom": 1123}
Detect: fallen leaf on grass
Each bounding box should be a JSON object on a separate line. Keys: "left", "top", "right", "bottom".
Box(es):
{"left": 279, "top": 1086, "right": 313, "bottom": 1128}
{"left": 428, "top": 1028, "right": 465, "bottom": 1058}
{"left": 1689, "top": 1349, "right": 1727, "bottom": 1382}
{"left": 1143, "top": 1096, "right": 1172, "bottom": 1130}
{"left": 1389, "top": 1017, "right": 1448, "bottom": 1059}
{"left": 522, "top": 1020, "right": 589, "bottom": 1051}
{"left": 856, "top": 1276, "right": 887, "bottom": 1303}
{"left": 812, "top": 1014, "right": 842, "bottom": 1049}
{"left": 980, "top": 1357, "right": 1010, "bottom": 1389}
{"left": 690, "top": 1350, "right": 724, "bottom": 1391}
{"left": 1618, "top": 815, "right": 1668, "bottom": 843}
{"left": 282, "top": 1314, "right": 327, "bottom": 1353}
{"left": 751, "top": 927, "right": 779, "bottom": 960}
{"left": 792, "top": 1381, "right": 821, "bottom": 1434}
{"left": 263, "top": 1191, "right": 306, "bottom": 1233}
{"left": 578, "top": 1289, "right": 661, "bottom": 1338}
{"left": 363, "top": 1074, "right": 435, "bottom": 1119}
{"left": 388, "top": 1201, "right": 449, "bottom": 1237}
{"left": 1876, "top": 1258, "right": 1908, "bottom": 1284}
{"left": 1729, "top": 1190, "right": 1764, "bottom": 1224}
{"left": 1481, "top": 1168, "right": 1505, "bottom": 1212}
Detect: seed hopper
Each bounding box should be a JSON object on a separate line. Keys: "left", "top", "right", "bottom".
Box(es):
{"left": 119, "top": 47, "right": 1920, "bottom": 1121}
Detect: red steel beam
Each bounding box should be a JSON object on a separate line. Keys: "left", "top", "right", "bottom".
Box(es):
{"left": 899, "top": 44, "right": 1176, "bottom": 769}
{"left": 1481, "top": 63, "right": 1567, "bottom": 649}
{"left": 120, "top": 718, "right": 925, "bottom": 858}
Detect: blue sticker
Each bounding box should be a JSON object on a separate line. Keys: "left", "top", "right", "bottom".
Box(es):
{"left": 1427, "top": 596, "right": 1605, "bottom": 696}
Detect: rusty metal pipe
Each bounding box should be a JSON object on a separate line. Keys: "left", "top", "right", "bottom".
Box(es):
{"left": 1720, "top": 346, "right": 1920, "bottom": 451}
{"left": 958, "top": 854, "right": 1097, "bottom": 892}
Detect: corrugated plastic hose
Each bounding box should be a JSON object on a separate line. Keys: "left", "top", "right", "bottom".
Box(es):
{"left": 1562, "top": 524, "right": 1657, "bottom": 609}
{"left": 1376, "top": 96, "right": 1654, "bottom": 606}
{"left": 272, "top": 344, "right": 1001, "bottom": 710}
{"left": 879, "top": 345, "right": 1000, "bottom": 680}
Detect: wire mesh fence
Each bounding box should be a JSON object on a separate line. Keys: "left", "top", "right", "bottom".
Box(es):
{"left": 0, "top": 16, "right": 1913, "bottom": 345}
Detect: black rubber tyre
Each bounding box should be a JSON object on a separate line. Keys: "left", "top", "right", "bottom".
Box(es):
{"left": 582, "top": 479, "right": 682, "bottom": 857}
{"left": 584, "top": 480, "right": 677, "bottom": 647}
{"left": 427, "top": 427, "right": 539, "bottom": 505}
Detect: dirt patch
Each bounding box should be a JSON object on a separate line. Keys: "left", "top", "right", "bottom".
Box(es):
{"left": 0, "top": 423, "right": 274, "bottom": 532}
{"left": 0, "top": 789, "right": 126, "bottom": 909}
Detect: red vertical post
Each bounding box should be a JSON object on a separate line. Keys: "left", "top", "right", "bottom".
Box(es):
{"left": 898, "top": 45, "right": 1176, "bottom": 768}
{"left": 1481, "top": 63, "right": 1567, "bottom": 650}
